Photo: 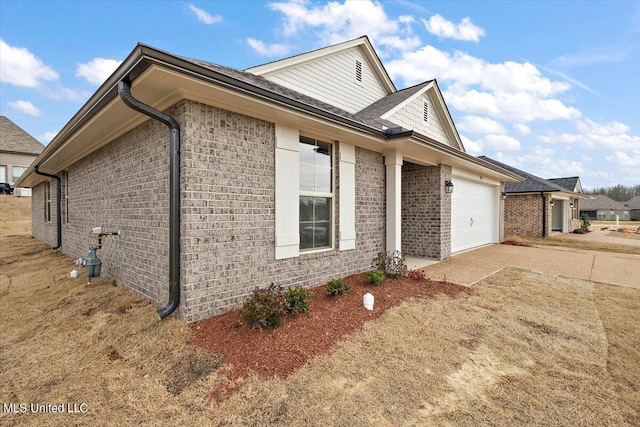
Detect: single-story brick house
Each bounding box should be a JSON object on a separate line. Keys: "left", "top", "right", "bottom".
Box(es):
{"left": 580, "top": 194, "right": 629, "bottom": 220}
{"left": 0, "top": 116, "right": 45, "bottom": 196}
{"left": 480, "top": 157, "right": 588, "bottom": 237}
{"left": 16, "top": 36, "right": 520, "bottom": 322}
{"left": 624, "top": 196, "right": 640, "bottom": 221}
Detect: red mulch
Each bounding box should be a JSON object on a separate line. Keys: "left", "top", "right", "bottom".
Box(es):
{"left": 190, "top": 272, "right": 471, "bottom": 402}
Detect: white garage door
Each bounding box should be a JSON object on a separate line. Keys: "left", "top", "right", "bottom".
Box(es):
{"left": 451, "top": 178, "right": 496, "bottom": 253}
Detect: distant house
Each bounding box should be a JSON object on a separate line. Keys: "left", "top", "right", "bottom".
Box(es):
{"left": 16, "top": 36, "right": 520, "bottom": 322}
{"left": 480, "top": 157, "right": 588, "bottom": 237}
{"left": 0, "top": 116, "right": 45, "bottom": 195}
{"left": 624, "top": 196, "right": 640, "bottom": 221}
{"left": 580, "top": 194, "right": 629, "bottom": 221}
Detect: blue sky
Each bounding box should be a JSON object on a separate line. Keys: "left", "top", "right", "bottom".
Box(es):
{"left": 1, "top": 0, "right": 638, "bottom": 189}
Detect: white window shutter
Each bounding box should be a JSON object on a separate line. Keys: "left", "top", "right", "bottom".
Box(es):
{"left": 275, "top": 124, "right": 300, "bottom": 259}
{"left": 339, "top": 143, "right": 356, "bottom": 250}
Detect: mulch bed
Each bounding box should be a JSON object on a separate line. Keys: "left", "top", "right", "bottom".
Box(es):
{"left": 190, "top": 272, "right": 471, "bottom": 401}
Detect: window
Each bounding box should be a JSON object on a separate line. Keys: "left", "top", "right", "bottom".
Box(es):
{"left": 355, "top": 59, "right": 362, "bottom": 82}
{"left": 11, "top": 166, "right": 27, "bottom": 183}
{"left": 423, "top": 101, "right": 429, "bottom": 123}
{"left": 0, "top": 165, "right": 6, "bottom": 182}
{"left": 44, "top": 180, "right": 51, "bottom": 222}
{"left": 299, "top": 137, "right": 333, "bottom": 251}
{"left": 624, "top": 211, "right": 629, "bottom": 219}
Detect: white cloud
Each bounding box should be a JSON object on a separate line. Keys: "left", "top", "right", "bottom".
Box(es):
{"left": 267, "top": 0, "right": 419, "bottom": 53}
{"left": 457, "top": 115, "right": 506, "bottom": 134}
{"left": 422, "top": 14, "right": 485, "bottom": 42}
{"left": 8, "top": 100, "right": 41, "bottom": 116}
{"left": 496, "top": 146, "right": 587, "bottom": 178}
{"left": 39, "top": 131, "right": 58, "bottom": 144}
{"left": 606, "top": 150, "right": 640, "bottom": 168}
{"left": 538, "top": 118, "right": 640, "bottom": 151}
{"left": 0, "top": 39, "right": 58, "bottom": 87}
{"left": 460, "top": 132, "right": 521, "bottom": 154}
{"left": 188, "top": 4, "right": 222, "bottom": 25}
{"left": 76, "top": 58, "right": 122, "bottom": 85}
{"left": 513, "top": 123, "right": 532, "bottom": 136}
{"left": 552, "top": 46, "right": 633, "bottom": 68}
{"left": 386, "top": 45, "right": 581, "bottom": 123}
{"left": 247, "top": 38, "right": 292, "bottom": 57}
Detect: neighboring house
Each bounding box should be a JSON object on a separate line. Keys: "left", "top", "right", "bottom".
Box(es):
{"left": 16, "top": 36, "right": 520, "bottom": 322}
{"left": 624, "top": 196, "right": 640, "bottom": 221}
{"left": 480, "top": 157, "right": 588, "bottom": 237}
{"left": 580, "top": 194, "right": 629, "bottom": 220}
{"left": 0, "top": 116, "right": 45, "bottom": 195}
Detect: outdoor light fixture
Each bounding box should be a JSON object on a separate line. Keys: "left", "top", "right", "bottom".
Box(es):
{"left": 501, "top": 192, "right": 508, "bottom": 200}
{"left": 550, "top": 200, "right": 554, "bottom": 207}
{"left": 570, "top": 201, "right": 574, "bottom": 207}
{"left": 445, "top": 180, "right": 454, "bottom": 194}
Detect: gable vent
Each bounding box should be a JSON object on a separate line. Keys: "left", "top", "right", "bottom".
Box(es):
{"left": 355, "top": 60, "right": 362, "bottom": 82}
{"left": 423, "top": 101, "right": 429, "bottom": 123}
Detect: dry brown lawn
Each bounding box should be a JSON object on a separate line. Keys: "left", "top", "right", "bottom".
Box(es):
{"left": 524, "top": 236, "right": 640, "bottom": 256}
{"left": 1, "top": 196, "right": 639, "bottom": 426}
{"left": 607, "top": 231, "right": 640, "bottom": 240}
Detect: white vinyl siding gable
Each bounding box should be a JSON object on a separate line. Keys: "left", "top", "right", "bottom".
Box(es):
{"left": 259, "top": 47, "right": 388, "bottom": 114}
{"left": 387, "top": 94, "right": 453, "bottom": 146}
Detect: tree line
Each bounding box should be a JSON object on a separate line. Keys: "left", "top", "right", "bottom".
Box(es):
{"left": 584, "top": 184, "right": 640, "bottom": 202}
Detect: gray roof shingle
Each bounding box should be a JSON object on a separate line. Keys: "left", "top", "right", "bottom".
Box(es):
{"left": 479, "top": 156, "right": 574, "bottom": 193}
{"left": 580, "top": 194, "right": 626, "bottom": 210}
{"left": 0, "top": 116, "right": 45, "bottom": 155}
{"left": 548, "top": 177, "right": 579, "bottom": 192}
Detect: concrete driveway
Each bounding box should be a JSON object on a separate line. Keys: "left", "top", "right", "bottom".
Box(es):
{"left": 422, "top": 244, "right": 640, "bottom": 289}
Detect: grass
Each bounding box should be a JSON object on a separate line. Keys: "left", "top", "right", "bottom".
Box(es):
{"left": 607, "top": 231, "right": 640, "bottom": 240}
{"left": 2, "top": 196, "right": 639, "bottom": 425}
{"left": 523, "top": 236, "right": 640, "bottom": 256}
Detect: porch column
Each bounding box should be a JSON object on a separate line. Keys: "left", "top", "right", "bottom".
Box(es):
{"left": 385, "top": 149, "right": 403, "bottom": 253}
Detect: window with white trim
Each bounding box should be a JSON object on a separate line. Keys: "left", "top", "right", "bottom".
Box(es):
{"left": 0, "top": 165, "right": 7, "bottom": 182}
{"left": 299, "top": 136, "right": 333, "bottom": 251}
{"left": 44, "top": 180, "right": 51, "bottom": 222}
{"left": 11, "top": 166, "right": 27, "bottom": 183}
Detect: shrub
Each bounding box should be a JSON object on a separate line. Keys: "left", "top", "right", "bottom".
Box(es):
{"left": 406, "top": 269, "right": 426, "bottom": 280}
{"left": 284, "top": 286, "right": 314, "bottom": 315}
{"left": 326, "top": 278, "right": 350, "bottom": 296}
{"left": 573, "top": 227, "right": 588, "bottom": 234}
{"left": 241, "top": 283, "right": 285, "bottom": 329}
{"left": 580, "top": 214, "right": 591, "bottom": 229}
{"left": 366, "top": 270, "right": 386, "bottom": 285}
{"left": 373, "top": 250, "right": 407, "bottom": 278}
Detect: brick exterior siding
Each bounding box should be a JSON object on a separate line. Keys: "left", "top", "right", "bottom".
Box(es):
{"left": 33, "top": 105, "right": 178, "bottom": 307}
{"left": 33, "top": 99, "right": 387, "bottom": 322}
{"left": 180, "top": 100, "right": 386, "bottom": 321}
{"left": 401, "top": 161, "right": 451, "bottom": 259}
{"left": 504, "top": 194, "right": 544, "bottom": 238}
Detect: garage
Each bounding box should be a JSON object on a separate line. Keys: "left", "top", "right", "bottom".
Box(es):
{"left": 451, "top": 176, "right": 497, "bottom": 253}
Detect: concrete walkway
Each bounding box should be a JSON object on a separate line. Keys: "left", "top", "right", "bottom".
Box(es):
{"left": 422, "top": 244, "right": 640, "bottom": 289}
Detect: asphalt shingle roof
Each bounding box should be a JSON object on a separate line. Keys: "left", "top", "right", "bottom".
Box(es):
{"left": 624, "top": 195, "right": 640, "bottom": 209}
{"left": 180, "top": 55, "right": 385, "bottom": 132}
{"left": 355, "top": 81, "right": 432, "bottom": 122}
{"left": 0, "top": 116, "right": 45, "bottom": 155}
{"left": 548, "top": 177, "right": 579, "bottom": 192}
{"left": 479, "top": 156, "right": 570, "bottom": 193}
{"left": 580, "top": 194, "right": 626, "bottom": 210}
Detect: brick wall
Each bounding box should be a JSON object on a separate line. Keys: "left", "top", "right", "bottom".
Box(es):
{"left": 32, "top": 102, "right": 184, "bottom": 307}
{"left": 180, "top": 100, "right": 386, "bottom": 321}
{"left": 401, "top": 161, "right": 451, "bottom": 260}
{"left": 504, "top": 193, "right": 545, "bottom": 237}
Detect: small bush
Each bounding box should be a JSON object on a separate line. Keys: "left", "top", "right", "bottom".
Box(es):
{"left": 284, "top": 286, "right": 314, "bottom": 315}
{"left": 580, "top": 214, "right": 591, "bottom": 229}
{"left": 406, "top": 269, "right": 426, "bottom": 280}
{"left": 573, "top": 227, "right": 588, "bottom": 234}
{"left": 366, "top": 270, "right": 386, "bottom": 285}
{"left": 373, "top": 251, "right": 407, "bottom": 278}
{"left": 326, "top": 278, "right": 350, "bottom": 296}
{"left": 242, "top": 283, "right": 285, "bottom": 329}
